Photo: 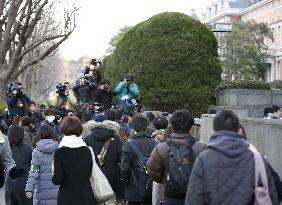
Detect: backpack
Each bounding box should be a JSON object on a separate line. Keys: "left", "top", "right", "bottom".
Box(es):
{"left": 0, "top": 145, "right": 5, "bottom": 188}
{"left": 165, "top": 138, "right": 196, "bottom": 198}
{"left": 129, "top": 139, "right": 157, "bottom": 200}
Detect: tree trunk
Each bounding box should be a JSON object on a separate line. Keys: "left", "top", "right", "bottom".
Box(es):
{"left": 0, "top": 79, "right": 7, "bottom": 101}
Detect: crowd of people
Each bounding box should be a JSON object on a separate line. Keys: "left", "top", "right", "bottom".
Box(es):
{"left": 0, "top": 60, "right": 281, "bottom": 205}
{"left": 0, "top": 105, "right": 281, "bottom": 205}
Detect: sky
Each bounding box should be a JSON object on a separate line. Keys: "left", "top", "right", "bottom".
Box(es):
{"left": 59, "top": 0, "right": 213, "bottom": 60}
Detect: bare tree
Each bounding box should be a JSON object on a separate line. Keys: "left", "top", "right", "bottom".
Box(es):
{"left": 0, "top": 0, "right": 78, "bottom": 99}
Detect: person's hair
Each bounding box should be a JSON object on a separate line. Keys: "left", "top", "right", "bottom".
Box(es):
{"left": 21, "top": 116, "right": 31, "bottom": 127}
{"left": 30, "top": 117, "right": 37, "bottom": 126}
{"left": 11, "top": 116, "right": 22, "bottom": 126}
{"left": 124, "top": 74, "right": 133, "bottom": 82}
{"left": 263, "top": 107, "right": 273, "bottom": 117}
{"left": 104, "top": 109, "right": 116, "bottom": 121}
{"left": 44, "top": 108, "right": 57, "bottom": 116}
{"left": 100, "top": 79, "right": 110, "bottom": 86}
{"left": 145, "top": 112, "right": 156, "bottom": 122}
{"left": 239, "top": 123, "right": 246, "bottom": 140}
{"left": 82, "top": 111, "right": 92, "bottom": 123}
{"left": 121, "top": 115, "right": 129, "bottom": 124}
{"left": 132, "top": 114, "right": 149, "bottom": 132}
{"left": 115, "top": 110, "right": 123, "bottom": 121}
{"left": 153, "top": 116, "right": 169, "bottom": 130}
{"left": 124, "top": 110, "right": 134, "bottom": 118}
{"left": 8, "top": 125, "right": 24, "bottom": 147}
{"left": 208, "top": 109, "right": 218, "bottom": 114}
{"left": 213, "top": 110, "right": 240, "bottom": 132}
{"left": 59, "top": 116, "right": 83, "bottom": 136}
{"left": 29, "top": 101, "right": 37, "bottom": 107}
{"left": 170, "top": 110, "right": 194, "bottom": 133}
{"left": 37, "top": 124, "right": 58, "bottom": 140}
{"left": 272, "top": 105, "right": 280, "bottom": 113}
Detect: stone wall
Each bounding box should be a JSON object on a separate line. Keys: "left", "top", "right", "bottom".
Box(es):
{"left": 215, "top": 89, "right": 282, "bottom": 118}
{"left": 200, "top": 115, "right": 282, "bottom": 178}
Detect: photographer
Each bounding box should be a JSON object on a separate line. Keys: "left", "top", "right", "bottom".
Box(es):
{"left": 53, "top": 82, "right": 76, "bottom": 113}
{"left": 115, "top": 75, "right": 140, "bottom": 112}
{"left": 6, "top": 82, "right": 30, "bottom": 119}
{"left": 93, "top": 79, "right": 117, "bottom": 110}
{"left": 73, "top": 73, "right": 97, "bottom": 104}
{"left": 84, "top": 58, "right": 102, "bottom": 85}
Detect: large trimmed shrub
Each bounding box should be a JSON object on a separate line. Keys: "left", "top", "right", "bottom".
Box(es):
{"left": 104, "top": 12, "right": 222, "bottom": 111}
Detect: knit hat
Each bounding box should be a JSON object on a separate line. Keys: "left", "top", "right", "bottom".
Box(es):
{"left": 94, "top": 113, "right": 107, "bottom": 123}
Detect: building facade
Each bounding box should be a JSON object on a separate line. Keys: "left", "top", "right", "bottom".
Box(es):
{"left": 241, "top": 0, "right": 282, "bottom": 82}
{"left": 203, "top": 0, "right": 282, "bottom": 82}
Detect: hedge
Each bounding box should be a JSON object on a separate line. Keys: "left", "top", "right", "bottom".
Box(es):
{"left": 216, "top": 80, "right": 271, "bottom": 90}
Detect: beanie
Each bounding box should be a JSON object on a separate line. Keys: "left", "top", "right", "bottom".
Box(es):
{"left": 94, "top": 113, "right": 107, "bottom": 123}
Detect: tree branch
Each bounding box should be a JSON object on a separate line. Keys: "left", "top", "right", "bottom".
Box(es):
{"left": 19, "top": 34, "right": 65, "bottom": 59}
{"left": 11, "top": 33, "right": 72, "bottom": 79}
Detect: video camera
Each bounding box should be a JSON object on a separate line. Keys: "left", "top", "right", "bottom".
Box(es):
{"left": 6, "top": 82, "right": 24, "bottom": 97}
{"left": 90, "top": 59, "right": 102, "bottom": 66}
{"left": 56, "top": 83, "right": 67, "bottom": 96}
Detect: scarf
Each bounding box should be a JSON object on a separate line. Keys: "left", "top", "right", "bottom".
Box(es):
{"left": 59, "top": 135, "right": 87, "bottom": 148}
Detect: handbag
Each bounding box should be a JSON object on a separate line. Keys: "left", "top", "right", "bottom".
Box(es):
{"left": 97, "top": 139, "right": 111, "bottom": 166}
{"left": 88, "top": 146, "right": 114, "bottom": 203}
{"left": 249, "top": 144, "right": 272, "bottom": 205}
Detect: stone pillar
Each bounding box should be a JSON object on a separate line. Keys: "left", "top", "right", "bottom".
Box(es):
{"left": 276, "top": 60, "right": 279, "bottom": 80}
{"left": 271, "top": 61, "right": 275, "bottom": 81}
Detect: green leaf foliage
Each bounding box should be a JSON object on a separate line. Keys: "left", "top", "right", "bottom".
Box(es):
{"left": 103, "top": 12, "right": 222, "bottom": 110}
{"left": 0, "top": 101, "right": 7, "bottom": 113}
{"left": 270, "top": 80, "right": 282, "bottom": 90}
{"left": 216, "top": 80, "right": 271, "bottom": 90}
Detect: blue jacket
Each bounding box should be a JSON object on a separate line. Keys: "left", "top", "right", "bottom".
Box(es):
{"left": 26, "top": 139, "right": 59, "bottom": 205}
{"left": 115, "top": 82, "right": 139, "bottom": 109}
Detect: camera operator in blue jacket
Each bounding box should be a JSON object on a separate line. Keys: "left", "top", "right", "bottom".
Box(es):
{"left": 115, "top": 75, "right": 140, "bottom": 112}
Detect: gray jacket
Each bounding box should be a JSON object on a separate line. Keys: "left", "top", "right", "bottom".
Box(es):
{"left": 0, "top": 134, "right": 16, "bottom": 174}
{"left": 25, "top": 139, "right": 59, "bottom": 205}
{"left": 185, "top": 131, "right": 279, "bottom": 205}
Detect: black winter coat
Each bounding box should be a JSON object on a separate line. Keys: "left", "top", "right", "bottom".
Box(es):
{"left": 73, "top": 82, "right": 97, "bottom": 104}
{"left": 185, "top": 131, "right": 279, "bottom": 205}
{"left": 93, "top": 88, "right": 117, "bottom": 110}
{"left": 121, "top": 132, "right": 158, "bottom": 202}
{"left": 52, "top": 147, "right": 96, "bottom": 205}
{"left": 84, "top": 120, "right": 122, "bottom": 194}
{"left": 6, "top": 144, "right": 32, "bottom": 205}
{"left": 7, "top": 94, "right": 30, "bottom": 118}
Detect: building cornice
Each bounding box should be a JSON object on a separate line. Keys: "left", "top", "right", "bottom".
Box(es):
{"left": 240, "top": 0, "right": 271, "bottom": 15}
{"left": 204, "top": 9, "right": 244, "bottom": 23}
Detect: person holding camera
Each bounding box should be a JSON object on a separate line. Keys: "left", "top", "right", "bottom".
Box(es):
{"left": 84, "top": 58, "right": 102, "bottom": 85}
{"left": 6, "top": 83, "right": 30, "bottom": 119}
{"left": 93, "top": 79, "right": 117, "bottom": 110}
{"left": 53, "top": 82, "right": 77, "bottom": 113}
{"left": 115, "top": 75, "right": 140, "bottom": 112}
{"left": 73, "top": 73, "right": 97, "bottom": 105}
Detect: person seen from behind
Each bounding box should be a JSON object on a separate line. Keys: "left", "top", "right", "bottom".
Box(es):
{"left": 25, "top": 125, "right": 59, "bottom": 204}
{"left": 6, "top": 126, "right": 32, "bottom": 205}
{"left": 185, "top": 110, "right": 279, "bottom": 205}
{"left": 52, "top": 116, "right": 96, "bottom": 205}
{"left": 121, "top": 114, "right": 158, "bottom": 205}
{"left": 147, "top": 110, "right": 207, "bottom": 205}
